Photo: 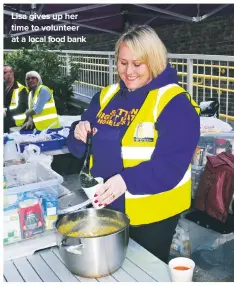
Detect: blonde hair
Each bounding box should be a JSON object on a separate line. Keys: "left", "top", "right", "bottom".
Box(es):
{"left": 25, "top": 70, "right": 42, "bottom": 88}
{"left": 115, "top": 25, "right": 168, "bottom": 78}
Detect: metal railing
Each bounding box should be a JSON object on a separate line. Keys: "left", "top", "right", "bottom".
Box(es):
{"left": 169, "top": 54, "right": 234, "bottom": 121}
{"left": 56, "top": 50, "right": 234, "bottom": 120}
{"left": 4, "top": 49, "right": 234, "bottom": 120}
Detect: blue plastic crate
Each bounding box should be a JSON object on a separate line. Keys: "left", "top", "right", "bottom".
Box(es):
{"left": 47, "top": 126, "right": 70, "bottom": 135}
{"left": 18, "top": 133, "right": 66, "bottom": 152}
{"left": 19, "top": 127, "right": 70, "bottom": 136}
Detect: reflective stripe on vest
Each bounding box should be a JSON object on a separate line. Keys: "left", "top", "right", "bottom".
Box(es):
{"left": 13, "top": 114, "right": 26, "bottom": 120}
{"left": 29, "top": 85, "right": 60, "bottom": 131}
{"left": 125, "top": 167, "right": 191, "bottom": 199}
{"left": 9, "top": 89, "right": 19, "bottom": 110}
{"left": 153, "top": 83, "right": 178, "bottom": 121}
{"left": 102, "top": 83, "right": 119, "bottom": 104}
{"left": 9, "top": 82, "right": 25, "bottom": 110}
{"left": 98, "top": 83, "right": 200, "bottom": 226}
{"left": 122, "top": 146, "right": 155, "bottom": 160}
{"left": 43, "top": 102, "right": 56, "bottom": 109}
{"left": 33, "top": 114, "right": 59, "bottom": 123}
{"left": 10, "top": 82, "right": 29, "bottom": 126}
{"left": 97, "top": 84, "right": 120, "bottom": 118}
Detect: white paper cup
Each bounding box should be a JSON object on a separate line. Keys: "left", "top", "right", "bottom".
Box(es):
{"left": 82, "top": 177, "right": 104, "bottom": 209}
{"left": 168, "top": 257, "right": 195, "bottom": 282}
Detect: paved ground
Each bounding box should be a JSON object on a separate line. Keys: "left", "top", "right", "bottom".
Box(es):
{"left": 169, "top": 247, "right": 234, "bottom": 282}
{"left": 62, "top": 174, "right": 234, "bottom": 283}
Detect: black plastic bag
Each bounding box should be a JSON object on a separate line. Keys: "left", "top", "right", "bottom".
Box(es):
{"left": 199, "top": 98, "right": 219, "bottom": 118}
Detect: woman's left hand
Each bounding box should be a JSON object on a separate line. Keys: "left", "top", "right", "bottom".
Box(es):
{"left": 94, "top": 174, "right": 127, "bottom": 206}
{"left": 21, "top": 116, "right": 34, "bottom": 129}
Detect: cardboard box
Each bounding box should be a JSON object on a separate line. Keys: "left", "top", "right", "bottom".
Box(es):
{"left": 4, "top": 206, "right": 21, "bottom": 244}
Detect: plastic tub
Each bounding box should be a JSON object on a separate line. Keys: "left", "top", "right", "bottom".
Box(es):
{"left": 16, "top": 134, "right": 66, "bottom": 153}
{"left": 183, "top": 216, "right": 234, "bottom": 280}
{"left": 200, "top": 132, "right": 234, "bottom": 155}
{"left": 191, "top": 166, "right": 204, "bottom": 199}
{"left": 3, "top": 162, "right": 63, "bottom": 198}
{"left": 19, "top": 128, "right": 69, "bottom": 135}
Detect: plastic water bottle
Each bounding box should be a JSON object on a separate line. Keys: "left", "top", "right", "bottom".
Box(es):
{"left": 4, "top": 138, "right": 21, "bottom": 165}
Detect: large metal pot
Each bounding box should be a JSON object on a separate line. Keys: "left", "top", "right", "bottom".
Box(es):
{"left": 56, "top": 208, "right": 130, "bottom": 278}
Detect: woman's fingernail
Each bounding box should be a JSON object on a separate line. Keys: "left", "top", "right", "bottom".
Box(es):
{"left": 104, "top": 204, "right": 107, "bottom": 206}
{"left": 94, "top": 200, "right": 98, "bottom": 203}
{"left": 94, "top": 194, "right": 97, "bottom": 197}
{"left": 98, "top": 204, "right": 102, "bottom": 207}
{"left": 87, "top": 130, "right": 90, "bottom": 134}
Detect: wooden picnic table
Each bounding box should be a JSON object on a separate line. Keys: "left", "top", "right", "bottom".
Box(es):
{"left": 4, "top": 238, "right": 172, "bottom": 282}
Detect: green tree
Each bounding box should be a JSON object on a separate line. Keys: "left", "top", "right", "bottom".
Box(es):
{"left": 4, "top": 43, "right": 80, "bottom": 115}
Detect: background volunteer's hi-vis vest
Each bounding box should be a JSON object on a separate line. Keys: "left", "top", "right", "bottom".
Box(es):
{"left": 28, "top": 84, "right": 60, "bottom": 131}
{"left": 91, "top": 83, "right": 200, "bottom": 226}
{"left": 9, "top": 81, "right": 29, "bottom": 126}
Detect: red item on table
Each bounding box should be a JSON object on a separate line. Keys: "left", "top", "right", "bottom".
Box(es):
{"left": 19, "top": 199, "right": 44, "bottom": 239}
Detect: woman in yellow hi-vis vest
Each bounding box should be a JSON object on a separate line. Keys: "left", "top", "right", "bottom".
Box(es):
{"left": 67, "top": 25, "right": 200, "bottom": 263}
{"left": 21, "top": 71, "right": 60, "bottom": 131}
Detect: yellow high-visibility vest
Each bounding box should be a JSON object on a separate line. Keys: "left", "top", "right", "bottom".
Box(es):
{"left": 9, "top": 81, "right": 29, "bottom": 126}
{"left": 93, "top": 83, "right": 200, "bottom": 226}
{"left": 28, "top": 84, "right": 60, "bottom": 131}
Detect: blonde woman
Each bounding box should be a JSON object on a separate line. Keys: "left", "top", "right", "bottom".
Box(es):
{"left": 67, "top": 25, "right": 200, "bottom": 263}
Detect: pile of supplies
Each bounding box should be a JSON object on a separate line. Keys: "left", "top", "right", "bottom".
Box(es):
{"left": 3, "top": 162, "right": 63, "bottom": 244}
{"left": 200, "top": 117, "right": 233, "bottom": 133}
{"left": 191, "top": 132, "right": 234, "bottom": 199}
{"left": 3, "top": 127, "right": 69, "bottom": 159}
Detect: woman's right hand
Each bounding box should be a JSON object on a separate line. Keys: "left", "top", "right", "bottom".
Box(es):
{"left": 74, "top": 120, "right": 97, "bottom": 143}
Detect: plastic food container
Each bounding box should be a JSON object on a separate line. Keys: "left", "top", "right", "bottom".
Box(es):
{"left": 3, "top": 162, "right": 63, "bottom": 198}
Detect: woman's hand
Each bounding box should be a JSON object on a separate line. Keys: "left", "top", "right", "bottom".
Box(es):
{"left": 74, "top": 120, "right": 97, "bottom": 143}
{"left": 94, "top": 174, "right": 127, "bottom": 206}
{"left": 21, "top": 116, "right": 34, "bottom": 130}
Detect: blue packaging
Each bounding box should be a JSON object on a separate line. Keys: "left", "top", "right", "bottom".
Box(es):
{"left": 4, "top": 203, "right": 19, "bottom": 212}
{"left": 42, "top": 194, "right": 58, "bottom": 216}
{"left": 34, "top": 190, "right": 58, "bottom": 216}
{"left": 18, "top": 191, "right": 37, "bottom": 202}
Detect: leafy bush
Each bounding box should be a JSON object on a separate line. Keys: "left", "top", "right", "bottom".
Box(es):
{"left": 4, "top": 43, "right": 80, "bottom": 115}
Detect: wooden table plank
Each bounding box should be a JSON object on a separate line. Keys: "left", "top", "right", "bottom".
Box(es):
{"left": 121, "top": 258, "right": 157, "bottom": 282}
{"left": 4, "top": 229, "right": 57, "bottom": 262}
{"left": 126, "top": 239, "right": 171, "bottom": 282}
{"left": 111, "top": 267, "right": 136, "bottom": 282}
{"left": 52, "top": 248, "right": 123, "bottom": 282}
{"left": 40, "top": 250, "right": 79, "bottom": 282}
{"left": 75, "top": 276, "right": 99, "bottom": 282}
{"left": 11, "top": 257, "right": 42, "bottom": 282}
{"left": 97, "top": 275, "right": 117, "bottom": 282}
{"left": 4, "top": 238, "right": 171, "bottom": 282}
{"left": 27, "top": 253, "right": 60, "bottom": 282}
{"left": 4, "top": 261, "right": 24, "bottom": 282}
{"left": 52, "top": 247, "right": 98, "bottom": 282}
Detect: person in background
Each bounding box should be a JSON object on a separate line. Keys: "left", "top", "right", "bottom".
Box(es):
{"left": 22, "top": 71, "right": 60, "bottom": 131}
{"left": 67, "top": 25, "right": 200, "bottom": 263}
{"left": 4, "top": 65, "right": 29, "bottom": 133}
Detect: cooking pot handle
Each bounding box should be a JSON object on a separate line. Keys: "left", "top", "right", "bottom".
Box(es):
{"left": 125, "top": 214, "right": 130, "bottom": 224}
{"left": 60, "top": 239, "right": 84, "bottom": 254}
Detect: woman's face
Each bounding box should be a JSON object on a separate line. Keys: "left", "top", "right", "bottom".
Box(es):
{"left": 117, "top": 41, "right": 152, "bottom": 91}
{"left": 26, "top": 76, "right": 38, "bottom": 90}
